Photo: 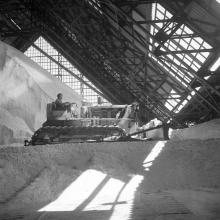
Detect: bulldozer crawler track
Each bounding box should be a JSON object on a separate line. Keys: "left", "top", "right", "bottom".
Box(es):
{"left": 31, "top": 125, "right": 126, "bottom": 145}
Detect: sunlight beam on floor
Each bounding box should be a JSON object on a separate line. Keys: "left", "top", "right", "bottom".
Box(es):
{"left": 83, "top": 174, "right": 144, "bottom": 220}
{"left": 109, "top": 175, "right": 144, "bottom": 220}
{"left": 143, "top": 141, "right": 167, "bottom": 171}
{"left": 83, "top": 178, "right": 125, "bottom": 211}
{"left": 38, "top": 169, "right": 107, "bottom": 212}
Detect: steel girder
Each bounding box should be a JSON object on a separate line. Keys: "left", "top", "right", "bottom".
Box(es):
{"left": 22, "top": 0, "right": 176, "bottom": 122}
{"left": 87, "top": 0, "right": 220, "bottom": 122}
{"left": 1, "top": 0, "right": 220, "bottom": 125}
{"left": 2, "top": 0, "right": 130, "bottom": 104}
{"left": 39, "top": 1, "right": 138, "bottom": 105}
{"left": 57, "top": 1, "right": 180, "bottom": 122}
{"left": 0, "top": 0, "right": 39, "bottom": 50}
{"left": 101, "top": 0, "right": 220, "bottom": 120}
{"left": 23, "top": 0, "right": 220, "bottom": 124}
{"left": 157, "top": 0, "right": 220, "bottom": 123}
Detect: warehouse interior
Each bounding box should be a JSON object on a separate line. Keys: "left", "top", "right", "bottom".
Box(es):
{"left": 0, "top": 0, "right": 220, "bottom": 219}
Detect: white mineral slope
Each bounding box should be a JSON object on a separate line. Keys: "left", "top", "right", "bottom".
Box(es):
{"left": 0, "top": 41, "right": 83, "bottom": 145}
{"left": 0, "top": 139, "right": 220, "bottom": 219}
{"left": 170, "top": 118, "right": 220, "bottom": 140}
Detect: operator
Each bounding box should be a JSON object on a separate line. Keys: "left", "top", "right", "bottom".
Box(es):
{"left": 55, "top": 93, "right": 63, "bottom": 107}
{"left": 55, "top": 93, "right": 70, "bottom": 110}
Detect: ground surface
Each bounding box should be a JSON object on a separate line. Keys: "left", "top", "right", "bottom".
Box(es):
{"left": 0, "top": 138, "right": 220, "bottom": 220}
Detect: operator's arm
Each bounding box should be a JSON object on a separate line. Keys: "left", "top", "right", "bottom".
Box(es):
{"left": 63, "top": 102, "right": 70, "bottom": 106}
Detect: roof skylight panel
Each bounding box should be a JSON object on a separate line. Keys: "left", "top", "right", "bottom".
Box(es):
{"left": 150, "top": 3, "right": 213, "bottom": 113}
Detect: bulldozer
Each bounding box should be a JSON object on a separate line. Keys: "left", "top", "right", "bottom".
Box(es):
{"left": 26, "top": 102, "right": 140, "bottom": 145}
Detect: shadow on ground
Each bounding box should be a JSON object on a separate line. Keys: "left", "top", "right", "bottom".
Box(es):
{"left": 0, "top": 139, "right": 220, "bottom": 220}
